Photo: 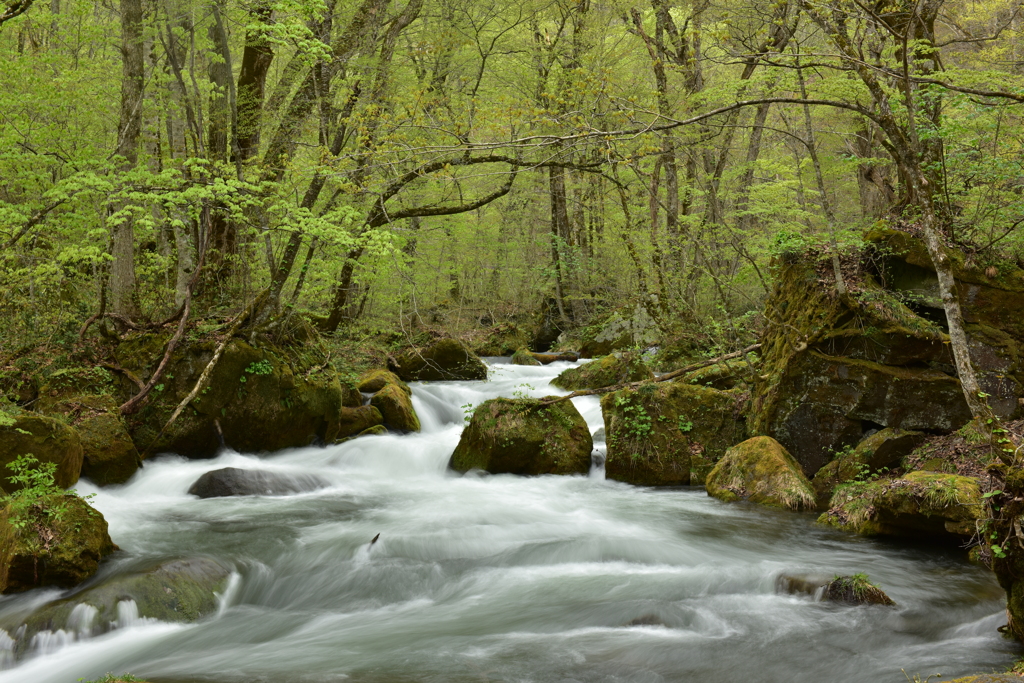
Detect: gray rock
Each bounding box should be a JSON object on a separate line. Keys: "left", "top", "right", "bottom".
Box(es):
{"left": 188, "top": 467, "right": 328, "bottom": 498}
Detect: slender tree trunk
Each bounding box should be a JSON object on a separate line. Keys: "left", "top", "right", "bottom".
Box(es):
{"left": 110, "top": 0, "right": 144, "bottom": 318}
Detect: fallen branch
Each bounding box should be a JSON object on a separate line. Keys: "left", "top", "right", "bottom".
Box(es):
{"left": 98, "top": 362, "right": 145, "bottom": 390}
{"left": 539, "top": 344, "right": 761, "bottom": 406}
{"left": 140, "top": 291, "right": 266, "bottom": 458}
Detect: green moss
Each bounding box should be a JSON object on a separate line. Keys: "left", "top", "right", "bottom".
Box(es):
{"left": 0, "top": 414, "right": 83, "bottom": 493}
{"left": 600, "top": 382, "right": 747, "bottom": 486}
{"left": 822, "top": 573, "right": 895, "bottom": 606}
{"left": 705, "top": 436, "right": 816, "bottom": 511}
{"left": 818, "top": 471, "right": 983, "bottom": 536}
{"left": 392, "top": 338, "right": 488, "bottom": 381}
{"left": 356, "top": 369, "right": 410, "bottom": 395}
{"left": 811, "top": 428, "right": 925, "bottom": 507}
{"left": 450, "top": 397, "right": 591, "bottom": 475}
{"left": 552, "top": 352, "right": 652, "bottom": 391}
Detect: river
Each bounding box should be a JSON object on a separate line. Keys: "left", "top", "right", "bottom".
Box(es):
{"left": 0, "top": 359, "right": 1017, "bottom": 682}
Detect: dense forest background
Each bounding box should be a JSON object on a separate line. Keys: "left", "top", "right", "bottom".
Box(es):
{"left": 2, "top": 0, "right": 1023, "bottom": 361}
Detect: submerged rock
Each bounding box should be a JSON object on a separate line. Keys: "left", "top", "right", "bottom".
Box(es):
{"left": 705, "top": 436, "right": 816, "bottom": 511}
{"left": 821, "top": 574, "right": 895, "bottom": 606}
{"left": 6, "top": 556, "right": 231, "bottom": 644}
{"left": 2, "top": 497, "right": 116, "bottom": 593}
{"left": 390, "top": 338, "right": 488, "bottom": 382}
{"left": 811, "top": 428, "right": 926, "bottom": 507}
{"left": 0, "top": 414, "right": 83, "bottom": 493}
{"left": 370, "top": 383, "right": 420, "bottom": 432}
{"left": 450, "top": 397, "right": 592, "bottom": 475}
{"left": 552, "top": 352, "right": 653, "bottom": 391}
{"left": 187, "top": 467, "right": 328, "bottom": 498}
{"left": 818, "top": 471, "right": 983, "bottom": 537}
{"left": 600, "top": 382, "right": 747, "bottom": 486}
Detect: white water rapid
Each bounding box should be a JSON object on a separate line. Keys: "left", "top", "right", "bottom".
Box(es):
{"left": 0, "top": 359, "right": 1017, "bottom": 682}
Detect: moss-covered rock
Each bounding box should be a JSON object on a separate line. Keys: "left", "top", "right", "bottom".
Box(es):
{"left": 356, "top": 369, "right": 410, "bottom": 395}
{"left": 811, "top": 428, "right": 926, "bottom": 508}
{"left": 752, "top": 250, "right": 1023, "bottom": 479}
{"left": 578, "top": 304, "right": 659, "bottom": 358}
{"left": 390, "top": 338, "right": 488, "bottom": 381}
{"left": 370, "top": 383, "right": 420, "bottom": 432}
{"left": 511, "top": 348, "right": 542, "bottom": 366}
{"left": 0, "top": 414, "right": 82, "bottom": 493}
{"left": 5, "top": 556, "right": 231, "bottom": 644}
{"left": 600, "top": 382, "right": 747, "bottom": 486}
{"left": 37, "top": 394, "right": 141, "bottom": 486}
{"left": 682, "top": 360, "right": 754, "bottom": 391}
{"left": 450, "top": 397, "right": 592, "bottom": 475}
{"left": 473, "top": 321, "right": 531, "bottom": 356}
{"left": 552, "top": 353, "right": 653, "bottom": 391}
{"left": 705, "top": 436, "right": 816, "bottom": 511}
{"left": 2, "top": 496, "right": 116, "bottom": 593}
{"left": 336, "top": 405, "right": 384, "bottom": 440}
{"left": 818, "top": 471, "right": 983, "bottom": 537}
{"left": 115, "top": 334, "right": 351, "bottom": 458}
{"left": 821, "top": 574, "right": 896, "bottom": 606}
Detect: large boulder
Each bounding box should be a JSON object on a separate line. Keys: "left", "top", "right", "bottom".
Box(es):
{"left": 552, "top": 353, "right": 653, "bottom": 391}
{"left": 811, "top": 428, "right": 926, "bottom": 507}
{"left": 705, "top": 436, "right": 816, "bottom": 511}
{"left": 578, "top": 304, "right": 659, "bottom": 358}
{"left": 450, "top": 397, "right": 592, "bottom": 475}
{"left": 0, "top": 414, "right": 82, "bottom": 492}
{"left": 38, "top": 394, "right": 141, "bottom": 486}
{"left": 600, "top": 382, "right": 747, "bottom": 486}
{"left": 818, "top": 471, "right": 983, "bottom": 537}
{"left": 188, "top": 467, "right": 328, "bottom": 498}
{"left": 752, "top": 244, "right": 1023, "bottom": 478}
{"left": 115, "top": 333, "right": 358, "bottom": 458}
{"left": 370, "top": 383, "right": 420, "bottom": 432}
{"left": 2, "top": 557, "right": 231, "bottom": 648}
{"left": 390, "top": 339, "right": 488, "bottom": 382}
{"left": 2, "top": 496, "right": 116, "bottom": 593}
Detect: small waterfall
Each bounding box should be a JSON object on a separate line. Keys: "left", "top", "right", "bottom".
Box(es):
{"left": 115, "top": 600, "right": 142, "bottom": 629}
{"left": 29, "top": 630, "right": 73, "bottom": 656}
{"left": 66, "top": 604, "right": 98, "bottom": 639}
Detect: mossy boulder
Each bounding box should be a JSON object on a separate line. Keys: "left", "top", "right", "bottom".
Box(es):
{"left": 356, "top": 369, "right": 410, "bottom": 395}
{"left": 115, "top": 334, "right": 351, "bottom": 458}
{"left": 705, "top": 436, "right": 816, "bottom": 511}
{"left": 390, "top": 338, "right": 488, "bottom": 382}
{"left": 578, "top": 304, "right": 659, "bottom": 358}
{"left": 37, "top": 394, "right": 141, "bottom": 486}
{"left": 600, "top": 382, "right": 747, "bottom": 486}
{"left": 336, "top": 405, "right": 384, "bottom": 440}
{"left": 4, "top": 556, "right": 231, "bottom": 645}
{"left": 552, "top": 353, "right": 653, "bottom": 391}
{"left": 811, "top": 428, "right": 926, "bottom": 508}
{"left": 752, "top": 250, "right": 1023, "bottom": 479}
{"left": 2, "top": 496, "right": 116, "bottom": 593}
{"left": 450, "top": 397, "right": 592, "bottom": 475}
{"left": 818, "top": 471, "right": 983, "bottom": 537}
{"left": 511, "top": 348, "right": 542, "bottom": 366}
{"left": 0, "top": 414, "right": 82, "bottom": 492}
{"left": 473, "top": 321, "right": 531, "bottom": 356}
{"left": 370, "top": 383, "right": 420, "bottom": 432}
{"left": 682, "top": 360, "right": 753, "bottom": 391}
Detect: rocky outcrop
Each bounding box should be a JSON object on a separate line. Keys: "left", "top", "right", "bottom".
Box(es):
{"left": 752, "top": 234, "right": 1024, "bottom": 477}
{"left": 818, "top": 471, "right": 983, "bottom": 537}
{"left": 552, "top": 353, "right": 653, "bottom": 391}
{"left": 4, "top": 556, "right": 231, "bottom": 646}
{"left": 578, "top": 304, "right": 659, "bottom": 358}
{"left": 450, "top": 397, "right": 592, "bottom": 475}
{"left": 390, "top": 338, "right": 488, "bottom": 381}
{"left": 187, "top": 467, "right": 328, "bottom": 498}
{"left": 115, "top": 332, "right": 358, "bottom": 458}
{"left": 600, "top": 382, "right": 747, "bottom": 486}
{"left": 811, "top": 428, "right": 926, "bottom": 507}
{"left": 2, "top": 497, "right": 116, "bottom": 593}
{"left": 337, "top": 405, "right": 384, "bottom": 440}
{"left": 705, "top": 436, "right": 816, "bottom": 511}
{"left": 0, "top": 414, "right": 82, "bottom": 492}
{"left": 370, "top": 383, "right": 420, "bottom": 432}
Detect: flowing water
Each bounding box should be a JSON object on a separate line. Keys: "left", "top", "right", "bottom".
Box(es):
{"left": 0, "top": 359, "right": 1018, "bottom": 682}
